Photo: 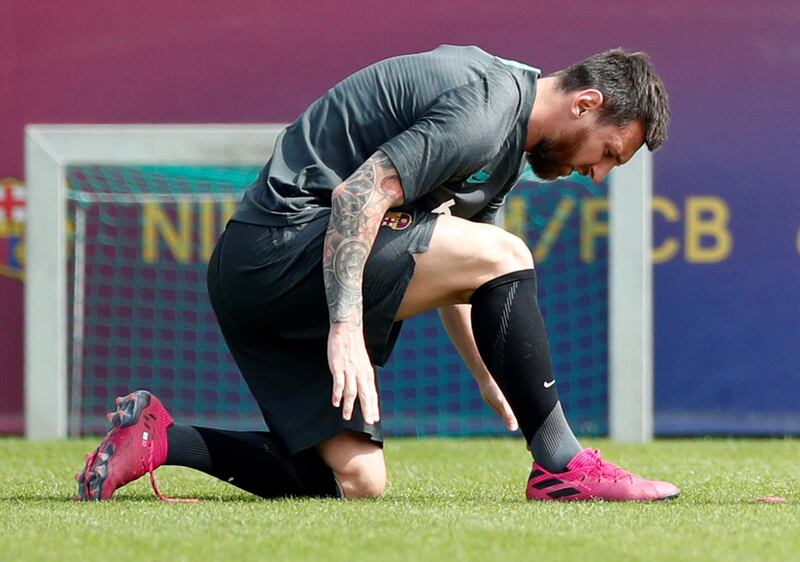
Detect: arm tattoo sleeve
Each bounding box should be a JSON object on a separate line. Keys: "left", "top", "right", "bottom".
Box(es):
{"left": 323, "top": 151, "right": 404, "bottom": 325}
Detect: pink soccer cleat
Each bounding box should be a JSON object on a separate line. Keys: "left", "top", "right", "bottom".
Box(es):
{"left": 526, "top": 448, "right": 680, "bottom": 502}
{"left": 76, "top": 390, "right": 194, "bottom": 502}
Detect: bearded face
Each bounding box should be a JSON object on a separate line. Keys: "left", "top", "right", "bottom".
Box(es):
{"left": 525, "top": 129, "right": 587, "bottom": 181}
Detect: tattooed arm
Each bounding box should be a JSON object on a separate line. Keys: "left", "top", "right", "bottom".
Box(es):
{"left": 324, "top": 150, "right": 405, "bottom": 423}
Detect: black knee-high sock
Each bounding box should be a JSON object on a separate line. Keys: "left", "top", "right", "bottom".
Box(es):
{"left": 470, "top": 269, "right": 582, "bottom": 472}
{"left": 165, "top": 425, "right": 340, "bottom": 498}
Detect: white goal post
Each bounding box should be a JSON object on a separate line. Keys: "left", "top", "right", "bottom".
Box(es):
{"left": 24, "top": 124, "right": 652, "bottom": 442}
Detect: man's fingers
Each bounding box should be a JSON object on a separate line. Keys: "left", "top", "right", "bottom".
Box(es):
{"left": 505, "top": 412, "right": 519, "bottom": 432}
{"left": 482, "top": 385, "right": 518, "bottom": 432}
{"left": 342, "top": 369, "right": 357, "bottom": 420}
{"left": 501, "top": 398, "right": 518, "bottom": 431}
{"left": 331, "top": 368, "right": 344, "bottom": 407}
{"left": 327, "top": 329, "right": 379, "bottom": 423}
{"left": 369, "top": 366, "right": 380, "bottom": 422}
{"left": 358, "top": 379, "right": 374, "bottom": 424}
{"left": 356, "top": 364, "right": 379, "bottom": 424}
{"left": 482, "top": 389, "right": 504, "bottom": 416}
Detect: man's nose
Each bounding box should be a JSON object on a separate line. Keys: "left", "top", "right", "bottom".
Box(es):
{"left": 591, "top": 162, "right": 614, "bottom": 183}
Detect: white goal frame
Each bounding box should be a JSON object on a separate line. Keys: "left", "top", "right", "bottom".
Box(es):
{"left": 24, "top": 124, "right": 652, "bottom": 442}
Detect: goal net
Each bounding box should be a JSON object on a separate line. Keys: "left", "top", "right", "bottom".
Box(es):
{"left": 25, "top": 125, "right": 652, "bottom": 440}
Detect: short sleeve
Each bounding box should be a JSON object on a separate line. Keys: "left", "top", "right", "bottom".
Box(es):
{"left": 379, "top": 72, "right": 519, "bottom": 204}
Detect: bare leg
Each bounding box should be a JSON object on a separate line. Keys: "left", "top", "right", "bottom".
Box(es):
{"left": 397, "top": 214, "right": 534, "bottom": 319}
{"left": 316, "top": 431, "right": 387, "bottom": 499}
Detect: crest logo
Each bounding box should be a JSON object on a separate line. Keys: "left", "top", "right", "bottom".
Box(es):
{"left": 0, "top": 177, "right": 25, "bottom": 281}
{"left": 381, "top": 212, "right": 413, "bottom": 231}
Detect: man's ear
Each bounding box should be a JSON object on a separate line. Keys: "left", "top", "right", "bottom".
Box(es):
{"left": 572, "top": 89, "right": 604, "bottom": 118}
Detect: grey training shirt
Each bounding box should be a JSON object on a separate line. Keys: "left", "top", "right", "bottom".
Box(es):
{"left": 232, "top": 45, "right": 539, "bottom": 226}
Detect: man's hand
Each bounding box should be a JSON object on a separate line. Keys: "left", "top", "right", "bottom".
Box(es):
{"left": 478, "top": 377, "right": 519, "bottom": 432}
{"left": 328, "top": 322, "right": 379, "bottom": 424}
{"left": 439, "top": 304, "right": 519, "bottom": 432}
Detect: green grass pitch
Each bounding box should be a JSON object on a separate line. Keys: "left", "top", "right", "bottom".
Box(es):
{"left": 1, "top": 437, "right": 798, "bottom": 561}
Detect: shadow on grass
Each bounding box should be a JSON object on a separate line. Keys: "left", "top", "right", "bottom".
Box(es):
{"left": 0, "top": 495, "right": 79, "bottom": 503}
{"left": 1, "top": 492, "right": 790, "bottom": 507}
{"left": 0, "top": 493, "right": 259, "bottom": 503}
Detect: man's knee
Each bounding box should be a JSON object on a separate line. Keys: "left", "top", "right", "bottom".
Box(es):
{"left": 478, "top": 226, "right": 534, "bottom": 278}
{"left": 336, "top": 457, "right": 387, "bottom": 499}
{"left": 316, "top": 431, "right": 386, "bottom": 499}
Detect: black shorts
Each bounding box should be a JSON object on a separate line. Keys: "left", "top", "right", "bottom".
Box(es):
{"left": 206, "top": 210, "right": 437, "bottom": 454}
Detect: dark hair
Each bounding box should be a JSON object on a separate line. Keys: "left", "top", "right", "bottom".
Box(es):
{"left": 554, "top": 49, "right": 670, "bottom": 150}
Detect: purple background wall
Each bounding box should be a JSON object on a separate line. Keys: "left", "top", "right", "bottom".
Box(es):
{"left": 1, "top": 1, "right": 798, "bottom": 434}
